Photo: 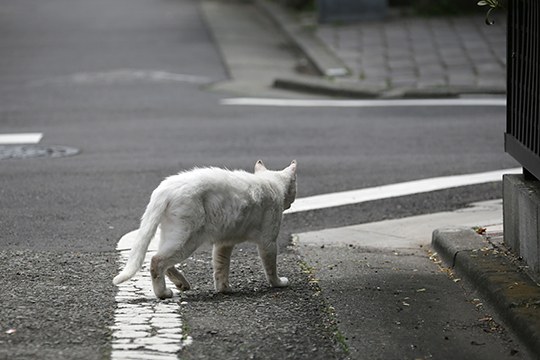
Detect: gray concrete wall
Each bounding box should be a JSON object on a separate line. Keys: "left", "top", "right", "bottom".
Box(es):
{"left": 503, "top": 174, "right": 540, "bottom": 273}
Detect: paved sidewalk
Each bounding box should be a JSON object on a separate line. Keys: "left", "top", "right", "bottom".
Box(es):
{"left": 297, "top": 200, "right": 537, "bottom": 359}
{"left": 257, "top": 0, "right": 507, "bottom": 98}
{"left": 316, "top": 14, "right": 506, "bottom": 96}
{"left": 201, "top": 0, "right": 325, "bottom": 98}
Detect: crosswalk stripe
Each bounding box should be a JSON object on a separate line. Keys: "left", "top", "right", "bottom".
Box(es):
{"left": 0, "top": 133, "right": 43, "bottom": 145}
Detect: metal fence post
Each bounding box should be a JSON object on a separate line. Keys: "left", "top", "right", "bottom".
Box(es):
{"left": 506, "top": 0, "right": 540, "bottom": 180}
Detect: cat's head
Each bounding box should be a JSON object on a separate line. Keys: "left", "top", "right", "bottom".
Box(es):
{"left": 254, "top": 160, "right": 297, "bottom": 210}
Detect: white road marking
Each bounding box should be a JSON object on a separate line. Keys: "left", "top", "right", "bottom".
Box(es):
{"left": 285, "top": 168, "right": 521, "bottom": 214}
{"left": 31, "top": 70, "right": 212, "bottom": 87}
{"left": 67, "top": 70, "right": 212, "bottom": 85}
{"left": 0, "top": 133, "right": 43, "bottom": 145}
{"left": 111, "top": 229, "right": 192, "bottom": 359}
{"left": 220, "top": 97, "right": 507, "bottom": 108}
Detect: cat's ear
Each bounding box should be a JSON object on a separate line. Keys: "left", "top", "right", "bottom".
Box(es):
{"left": 254, "top": 159, "right": 267, "bottom": 173}
{"left": 285, "top": 160, "right": 297, "bottom": 175}
{"left": 283, "top": 160, "right": 297, "bottom": 209}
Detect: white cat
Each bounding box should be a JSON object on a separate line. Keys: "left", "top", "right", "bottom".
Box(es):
{"left": 113, "top": 160, "right": 297, "bottom": 299}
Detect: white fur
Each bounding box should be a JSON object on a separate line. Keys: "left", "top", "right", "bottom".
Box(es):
{"left": 113, "top": 160, "right": 297, "bottom": 299}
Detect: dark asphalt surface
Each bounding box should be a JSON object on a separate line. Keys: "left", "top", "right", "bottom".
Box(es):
{"left": 0, "top": 0, "right": 521, "bottom": 358}
{"left": 1, "top": 102, "right": 516, "bottom": 251}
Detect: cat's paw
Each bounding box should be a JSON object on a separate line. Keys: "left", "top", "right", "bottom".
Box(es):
{"left": 156, "top": 288, "right": 174, "bottom": 300}
{"left": 175, "top": 282, "right": 191, "bottom": 291}
{"left": 215, "top": 283, "right": 233, "bottom": 293}
{"left": 272, "top": 277, "right": 289, "bottom": 288}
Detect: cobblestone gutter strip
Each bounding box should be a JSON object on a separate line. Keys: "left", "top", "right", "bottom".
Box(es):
{"left": 111, "top": 241, "right": 192, "bottom": 359}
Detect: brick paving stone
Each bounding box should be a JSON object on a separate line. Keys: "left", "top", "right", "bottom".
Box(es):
{"left": 133, "top": 337, "right": 178, "bottom": 346}
{"left": 114, "top": 330, "right": 151, "bottom": 339}
{"left": 111, "top": 350, "right": 177, "bottom": 360}
{"left": 418, "top": 64, "right": 445, "bottom": 76}
{"left": 391, "top": 78, "right": 418, "bottom": 88}
{"left": 470, "top": 52, "right": 499, "bottom": 64}
{"left": 475, "top": 62, "right": 505, "bottom": 75}
{"left": 112, "top": 343, "right": 144, "bottom": 350}
{"left": 442, "top": 58, "right": 472, "bottom": 68}
{"left": 388, "top": 59, "right": 415, "bottom": 71}
{"left": 448, "top": 74, "right": 477, "bottom": 87}
{"left": 477, "top": 76, "right": 506, "bottom": 88}
{"left": 111, "top": 324, "right": 149, "bottom": 332}
{"left": 417, "top": 76, "right": 446, "bottom": 88}
{"left": 415, "top": 54, "right": 441, "bottom": 66}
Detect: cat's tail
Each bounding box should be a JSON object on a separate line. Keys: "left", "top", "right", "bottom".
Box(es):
{"left": 112, "top": 189, "right": 168, "bottom": 285}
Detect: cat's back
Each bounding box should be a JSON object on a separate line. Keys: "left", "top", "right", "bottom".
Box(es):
{"left": 159, "top": 167, "right": 259, "bottom": 194}
{"left": 157, "top": 167, "right": 274, "bottom": 216}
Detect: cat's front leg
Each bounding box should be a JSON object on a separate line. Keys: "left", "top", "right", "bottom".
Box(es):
{"left": 212, "top": 244, "right": 234, "bottom": 293}
{"left": 257, "top": 242, "right": 289, "bottom": 288}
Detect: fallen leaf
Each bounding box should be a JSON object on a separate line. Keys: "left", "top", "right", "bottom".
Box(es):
{"left": 471, "top": 340, "right": 486, "bottom": 346}
{"left": 475, "top": 227, "right": 487, "bottom": 235}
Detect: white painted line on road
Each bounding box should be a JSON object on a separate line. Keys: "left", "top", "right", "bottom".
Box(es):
{"left": 221, "top": 98, "right": 507, "bottom": 107}
{"left": 111, "top": 229, "right": 192, "bottom": 359}
{"left": 0, "top": 133, "right": 43, "bottom": 145}
{"left": 68, "top": 70, "right": 212, "bottom": 85}
{"left": 32, "top": 70, "right": 213, "bottom": 87}
{"left": 285, "top": 168, "right": 522, "bottom": 214}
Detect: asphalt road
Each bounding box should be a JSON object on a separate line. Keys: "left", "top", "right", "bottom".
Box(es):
{"left": 0, "top": 0, "right": 521, "bottom": 358}
{"left": 0, "top": 0, "right": 518, "bottom": 250}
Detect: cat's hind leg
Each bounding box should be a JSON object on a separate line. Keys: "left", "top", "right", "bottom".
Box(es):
{"left": 150, "top": 254, "right": 175, "bottom": 299}
{"left": 257, "top": 242, "right": 288, "bottom": 288}
{"left": 166, "top": 266, "right": 191, "bottom": 291}
{"left": 151, "top": 224, "right": 200, "bottom": 299}
{"left": 212, "top": 244, "right": 234, "bottom": 293}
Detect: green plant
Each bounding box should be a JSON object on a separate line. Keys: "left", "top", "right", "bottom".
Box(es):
{"left": 477, "top": 0, "right": 503, "bottom": 25}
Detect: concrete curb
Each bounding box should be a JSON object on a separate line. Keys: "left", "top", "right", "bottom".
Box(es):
{"left": 255, "top": 0, "right": 507, "bottom": 99}
{"left": 255, "top": 0, "right": 349, "bottom": 78}
{"left": 432, "top": 228, "right": 540, "bottom": 356}
{"left": 273, "top": 74, "right": 379, "bottom": 98}
{"left": 274, "top": 76, "right": 506, "bottom": 99}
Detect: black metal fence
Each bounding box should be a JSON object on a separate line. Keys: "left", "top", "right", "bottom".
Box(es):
{"left": 506, "top": 0, "right": 540, "bottom": 180}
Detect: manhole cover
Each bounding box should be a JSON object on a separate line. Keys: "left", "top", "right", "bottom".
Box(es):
{"left": 0, "top": 145, "right": 80, "bottom": 160}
